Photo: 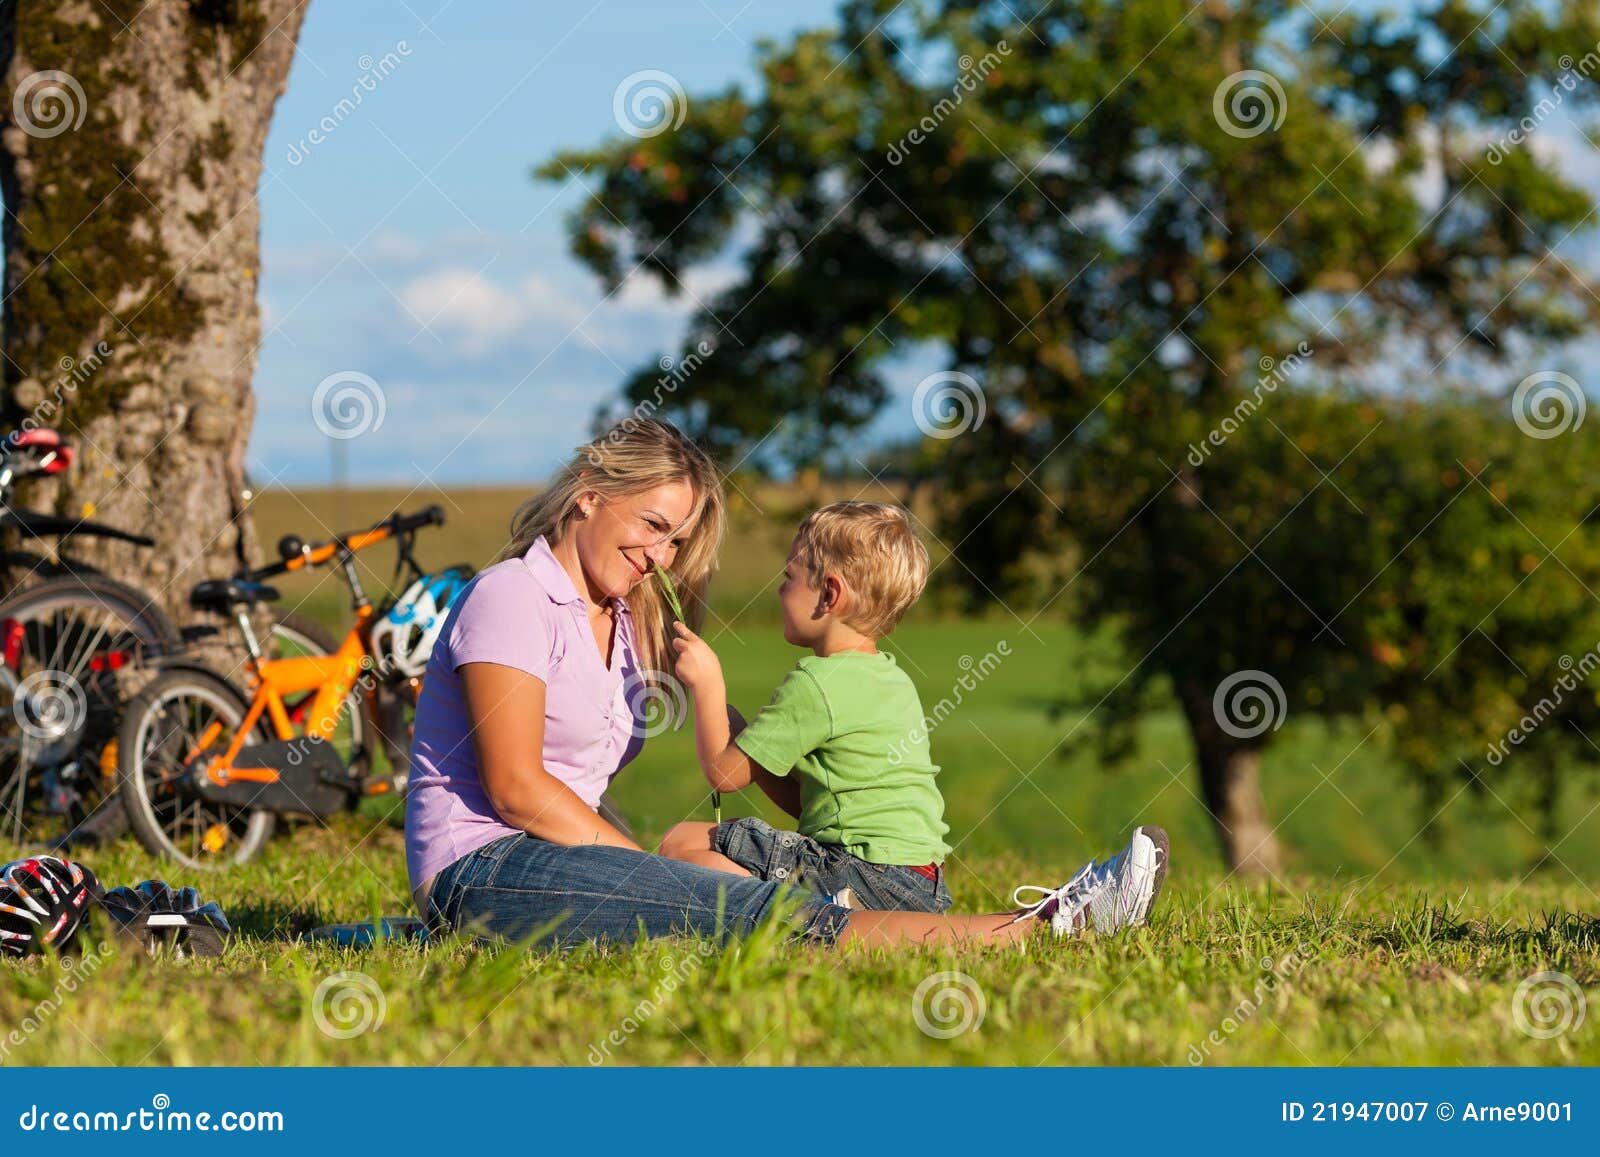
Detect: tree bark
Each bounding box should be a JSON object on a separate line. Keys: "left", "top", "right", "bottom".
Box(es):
{"left": 0, "top": 0, "right": 308, "bottom": 628}
{"left": 1178, "top": 679, "right": 1285, "bottom": 876}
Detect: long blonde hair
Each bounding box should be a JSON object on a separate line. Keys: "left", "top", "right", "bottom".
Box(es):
{"left": 494, "top": 418, "right": 726, "bottom": 679}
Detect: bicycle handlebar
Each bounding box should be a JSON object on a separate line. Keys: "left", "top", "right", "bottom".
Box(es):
{"left": 388, "top": 504, "right": 447, "bottom": 537}
{"left": 249, "top": 505, "right": 445, "bottom": 578}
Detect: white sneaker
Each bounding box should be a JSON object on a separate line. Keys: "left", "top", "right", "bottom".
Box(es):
{"left": 1012, "top": 825, "right": 1169, "bottom": 937}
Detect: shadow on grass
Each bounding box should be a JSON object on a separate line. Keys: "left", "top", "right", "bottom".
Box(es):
{"left": 227, "top": 900, "right": 334, "bottom": 942}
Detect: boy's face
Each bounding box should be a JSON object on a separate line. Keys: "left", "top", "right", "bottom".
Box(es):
{"left": 778, "top": 543, "right": 828, "bottom": 648}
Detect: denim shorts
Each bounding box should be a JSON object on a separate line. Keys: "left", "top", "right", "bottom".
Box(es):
{"left": 424, "top": 832, "right": 852, "bottom": 949}
{"left": 712, "top": 817, "right": 952, "bottom": 914}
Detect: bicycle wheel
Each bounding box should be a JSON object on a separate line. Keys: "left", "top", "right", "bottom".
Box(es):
{"left": 267, "top": 609, "right": 368, "bottom": 775}
{"left": 0, "top": 574, "right": 180, "bottom": 849}
{"left": 117, "top": 668, "right": 275, "bottom": 868}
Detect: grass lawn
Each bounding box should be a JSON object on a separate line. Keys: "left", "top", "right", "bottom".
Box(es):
{"left": 2, "top": 821, "right": 1595, "bottom": 1065}
{"left": 4, "top": 620, "right": 1598, "bottom": 1065}
{"left": 5, "top": 485, "right": 1598, "bottom": 1065}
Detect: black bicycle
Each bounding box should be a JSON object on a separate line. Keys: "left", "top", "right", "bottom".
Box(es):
{"left": 0, "top": 428, "right": 183, "bottom": 848}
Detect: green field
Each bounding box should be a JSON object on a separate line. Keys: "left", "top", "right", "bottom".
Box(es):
{"left": 3, "top": 488, "right": 1598, "bottom": 1065}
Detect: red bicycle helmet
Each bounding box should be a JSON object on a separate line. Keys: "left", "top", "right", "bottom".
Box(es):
{"left": 0, "top": 856, "right": 101, "bottom": 957}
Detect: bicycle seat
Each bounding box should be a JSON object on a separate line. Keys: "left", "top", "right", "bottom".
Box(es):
{"left": 189, "top": 578, "right": 281, "bottom": 613}
{"left": 7, "top": 428, "right": 63, "bottom": 451}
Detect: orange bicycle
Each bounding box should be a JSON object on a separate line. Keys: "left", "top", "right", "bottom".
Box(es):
{"left": 115, "top": 505, "right": 471, "bottom": 867}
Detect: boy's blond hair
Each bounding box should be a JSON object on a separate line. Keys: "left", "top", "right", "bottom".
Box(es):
{"left": 791, "top": 501, "right": 930, "bottom": 637}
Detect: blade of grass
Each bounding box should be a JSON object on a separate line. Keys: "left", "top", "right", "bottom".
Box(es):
{"left": 654, "top": 564, "right": 713, "bottom": 817}
{"left": 654, "top": 565, "right": 686, "bottom": 623}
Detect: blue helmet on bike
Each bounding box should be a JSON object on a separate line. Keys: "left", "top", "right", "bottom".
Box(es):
{"left": 369, "top": 566, "right": 472, "bottom": 677}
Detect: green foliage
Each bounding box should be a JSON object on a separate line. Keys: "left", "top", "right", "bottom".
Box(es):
{"left": 542, "top": 0, "right": 1600, "bottom": 836}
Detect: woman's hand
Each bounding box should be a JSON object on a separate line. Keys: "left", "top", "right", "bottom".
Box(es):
{"left": 670, "top": 621, "right": 723, "bottom": 694}
{"left": 668, "top": 624, "right": 755, "bottom": 792}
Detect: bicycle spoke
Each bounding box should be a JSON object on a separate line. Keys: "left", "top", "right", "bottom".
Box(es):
{"left": 61, "top": 609, "right": 112, "bottom": 681}
{"left": 3, "top": 740, "right": 29, "bottom": 846}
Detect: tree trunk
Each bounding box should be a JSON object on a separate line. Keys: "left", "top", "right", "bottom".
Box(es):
{"left": 1177, "top": 679, "right": 1285, "bottom": 876}
{"left": 0, "top": 0, "right": 308, "bottom": 628}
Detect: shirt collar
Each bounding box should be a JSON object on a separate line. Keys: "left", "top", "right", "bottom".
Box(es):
{"left": 522, "top": 535, "right": 632, "bottom": 616}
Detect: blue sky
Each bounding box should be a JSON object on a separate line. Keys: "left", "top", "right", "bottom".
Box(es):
{"left": 6, "top": 1, "right": 1599, "bottom": 487}
{"left": 253, "top": 0, "right": 845, "bottom": 487}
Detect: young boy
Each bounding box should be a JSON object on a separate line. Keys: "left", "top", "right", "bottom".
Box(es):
{"left": 661, "top": 501, "right": 953, "bottom": 912}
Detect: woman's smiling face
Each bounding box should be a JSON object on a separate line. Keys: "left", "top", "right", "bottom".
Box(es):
{"left": 572, "top": 480, "right": 698, "bottom": 601}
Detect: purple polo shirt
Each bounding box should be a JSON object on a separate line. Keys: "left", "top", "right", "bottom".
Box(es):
{"left": 404, "top": 535, "right": 646, "bottom": 902}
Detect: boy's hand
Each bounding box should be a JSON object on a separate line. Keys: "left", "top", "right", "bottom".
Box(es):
{"left": 670, "top": 622, "right": 723, "bottom": 693}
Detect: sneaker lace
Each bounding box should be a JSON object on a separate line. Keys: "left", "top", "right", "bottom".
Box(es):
{"left": 1011, "top": 864, "right": 1100, "bottom": 921}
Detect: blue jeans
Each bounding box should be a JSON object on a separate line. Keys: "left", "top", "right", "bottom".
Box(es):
{"left": 712, "top": 817, "right": 953, "bottom": 914}
{"left": 424, "top": 833, "right": 852, "bottom": 948}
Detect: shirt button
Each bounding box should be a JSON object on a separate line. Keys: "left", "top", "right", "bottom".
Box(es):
{"left": 779, "top": 835, "right": 796, "bottom": 848}
{"left": 773, "top": 867, "right": 789, "bottom": 880}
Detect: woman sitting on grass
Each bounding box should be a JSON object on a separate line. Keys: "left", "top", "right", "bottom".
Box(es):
{"left": 404, "top": 417, "right": 1168, "bottom": 949}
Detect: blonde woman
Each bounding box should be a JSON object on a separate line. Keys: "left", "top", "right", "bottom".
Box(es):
{"left": 406, "top": 419, "right": 1168, "bottom": 949}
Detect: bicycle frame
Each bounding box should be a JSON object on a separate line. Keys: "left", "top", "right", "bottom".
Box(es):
{"left": 190, "top": 604, "right": 380, "bottom": 792}
{"left": 188, "top": 521, "right": 432, "bottom": 790}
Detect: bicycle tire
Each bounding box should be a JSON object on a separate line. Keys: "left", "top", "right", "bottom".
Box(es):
{"left": 0, "top": 573, "right": 181, "bottom": 849}
{"left": 268, "top": 609, "right": 340, "bottom": 656}
{"left": 116, "top": 667, "right": 276, "bottom": 868}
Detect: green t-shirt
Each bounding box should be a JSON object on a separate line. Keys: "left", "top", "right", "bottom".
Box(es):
{"left": 734, "top": 650, "right": 950, "bottom": 865}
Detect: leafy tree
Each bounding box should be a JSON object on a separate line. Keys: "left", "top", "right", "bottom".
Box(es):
{"left": 545, "top": 0, "right": 1600, "bottom": 871}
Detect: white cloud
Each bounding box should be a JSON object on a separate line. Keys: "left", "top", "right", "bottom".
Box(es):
{"left": 395, "top": 259, "right": 745, "bottom": 357}
{"left": 1528, "top": 125, "right": 1600, "bottom": 197}
{"left": 252, "top": 228, "right": 744, "bottom": 482}
{"left": 397, "top": 268, "right": 582, "bottom": 344}
{"left": 609, "top": 261, "right": 744, "bottom": 316}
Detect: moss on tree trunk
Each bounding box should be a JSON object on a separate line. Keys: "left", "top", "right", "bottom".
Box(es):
{"left": 0, "top": 0, "right": 306, "bottom": 626}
